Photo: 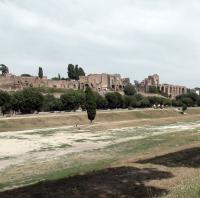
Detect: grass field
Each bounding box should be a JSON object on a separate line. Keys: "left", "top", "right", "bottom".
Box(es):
{"left": 0, "top": 108, "right": 200, "bottom": 132}
{"left": 0, "top": 108, "right": 200, "bottom": 197}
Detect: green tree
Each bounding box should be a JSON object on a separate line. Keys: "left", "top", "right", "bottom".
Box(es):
{"left": 140, "top": 98, "right": 150, "bottom": 108}
{"left": 13, "top": 88, "right": 44, "bottom": 114}
{"left": 172, "top": 99, "right": 183, "bottom": 107}
{"left": 76, "top": 90, "right": 86, "bottom": 111}
{"left": 105, "top": 92, "right": 118, "bottom": 109}
{"left": 74, "top": 65, "right": 79, "bottom": 80}
{"left": 60, "top": 90, "right": 80, "bottom": 111}
{"left": 162, "top": 98, "right": 172, "bottom": 106}
{"left": 67, "top": 64, "right": 75, "bottom": 79}
{"left": 68, "top": 64, "right": 85, "bottom": 80}
{"left": 148, "top": 86, "right": 160, "bottom": 94}
{"left": 182, "top": 104, "right": 187, "bottom": 114}
{"left": 148, "top": 96, "right": 162, "bottom": 106}
{"left": 78, "top": 67, "right": 85, "bottom": 77}
{"left": 0, "top": 64, "right": 9, "bottom": 75}
{"left": 94, "top": 92, "right": 108, "bottom": 109}
{"left": 124, "top": 96, "right": 137, "bottom": 108}
{"left": 11, "top": 91, "right": 23, "bottom": 113}
{"left": 85, "top": 87, "right": 96, "bottom": 123}
{"left": 135, "top": 94, "right": 144, "bottom": 101}
{"left": 181, "top": 98, "right": 194, "bottom": 107}
{"left": 176, "top": 93, "right": 198, "bottom": 107}
{"left": 124, "top": 84, "right": 136, "bottom": 96}
{"left": 43, "top": 94, "right": 63, "bottom": 112}
{"left": 115, "top": 92, "right": 124, "bottom": 108}
{"left": 21, "top": 74, "right": 32, "bottom": 77}
{"left": 38, "top": 67, "right": 43, "bottom": 78}
{"left": 0, "top": 90, "right": 11, "bottom": 115}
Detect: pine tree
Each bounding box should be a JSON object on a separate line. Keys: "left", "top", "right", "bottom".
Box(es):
{"left": 85, "top": 87, "right": 96, "bottom": 123}
{"left": 78, "top": 67, "right": 85, "bottom": 77}
{"left": 38, "top": 67, "right": 43, "bottom": 78}
{"left": 67, "top": 64, "right": 75, "bottom": 79}
{"left": 74, "top": 65, "right": 79, "bottom": 80}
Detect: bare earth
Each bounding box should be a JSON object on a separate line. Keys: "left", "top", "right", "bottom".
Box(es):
{"left": 0, "top": 108, "right": 200, "bottom": 197}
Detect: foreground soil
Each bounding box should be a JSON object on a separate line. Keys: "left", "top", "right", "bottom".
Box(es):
{"left": 1, "top": 108, "right": 200, "bottom": 198}
{"left": 1, "top": 144, "right": 200, "bottom": 198}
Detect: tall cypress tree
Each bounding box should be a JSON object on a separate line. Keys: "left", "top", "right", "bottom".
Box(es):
{"left": 85, "top": 87, "right": 96, "bottom": 123}
{"left": 67, "top": 64, "right": 75, "bottom": 79}
{"left": 38, "top": 67, "right": 43, "bottom": 78}
{"left": 78, "top": 67, "right": 85, "bottom": 77}
{"left": 74, "top": 65, "right": 79, "bottom": 80}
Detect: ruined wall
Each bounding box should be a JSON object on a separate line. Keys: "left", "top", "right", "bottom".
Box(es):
{"left": 47, "top": 80, "right": 79, "bottom": 89}
{"left": 0, "top": 74, "right": 79, "bottom": 91}
{"left": 0, "top": 73, "right": 129, "bottom": 93}
{"left": 79, "top": 73, "right": 130, "bottom": 92}
{"left": 0, "top": 74, "right": 16, "bottom": 90}
{"left": 159, "top": 84, "right": 187, "bottom": 99}
{"left": 139, "top": 74, "right": 187, "bottom": 98}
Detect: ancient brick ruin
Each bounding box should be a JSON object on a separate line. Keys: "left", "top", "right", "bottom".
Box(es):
{"left": 79, "top": 74, "right": 130, "bottom": 94}
{"left": 0, "top": 69, "right": 187, "bottom": 98}
{"left": 138, "top": 74, "right": 187, "bottom": 98}
{"left": 0, "top": 73, "right": 130, "bottom": 94}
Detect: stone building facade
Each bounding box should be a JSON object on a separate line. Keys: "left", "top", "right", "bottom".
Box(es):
{"left": 158, "top": 84, "right": 187, "bottom": 99}
{"left": 138, "top": 74, "right": 187, "bottom": 98}
{"left": 0, "top": 73, "right": 129, "bottom": 93}
{"left": 139, "top": 74, "right": 160, "bottom": 93}
{"left": 0, "top": 74, "right": 79, "bottom": 91}
{"left": 79, "top": 74, "right": 130, "bottom": 93}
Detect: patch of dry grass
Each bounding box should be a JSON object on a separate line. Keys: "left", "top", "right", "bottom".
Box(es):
{"left": 0, "top": 108, "right": 200, "bottom": 132}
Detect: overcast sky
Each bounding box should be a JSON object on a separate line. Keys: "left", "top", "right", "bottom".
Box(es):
{"left": 0, "top": 0, "right": 200, "bottom": 87}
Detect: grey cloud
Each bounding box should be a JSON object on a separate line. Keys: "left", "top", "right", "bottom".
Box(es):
{"left": 0, "top": 0, "right": 200, "bottom": 87}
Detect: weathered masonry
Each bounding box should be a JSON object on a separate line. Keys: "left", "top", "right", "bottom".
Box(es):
{"left": 0, "top": 73, "right": 130, "bottom": 94}
{"left": 138, "top": 74, "right": 187, "bottom": 98}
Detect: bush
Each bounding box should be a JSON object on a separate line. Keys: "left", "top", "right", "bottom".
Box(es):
{"left": 105, "top": 92, "right": 118, "bottom": 109}
{"left": 43, "top": 94, "right": 63, "bottom": 112}
{"left": 124, "top": 84, "right": 136, "bottom": 96}
{"left": 11, "top": 88, "right": 44, "bottom": 114}
{"left": 172, "top": 99, "right": 183, "bottom": 107}
{"left": 140, "top": 98, "right": 150, "bottom": 108}
{"left": 182, "top": 104, "right": 188, "bottom": 114}
{"left": 124, "top": 96, "right": 138, "bottom": 108}
{"left": 60, "top": 90, "right": 80, "bottom": 111}
{"left": 181, "top": 98, "right": 194, "bottom": 107}
{"left": 94, "top": 92, "right": 108, "bottom": 109}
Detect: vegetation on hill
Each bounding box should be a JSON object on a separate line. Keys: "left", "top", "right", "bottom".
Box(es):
{"left": 67, "top": 64, "right": 85, "bottom": 80}
{"left": 21, "top": 74, "right": 32, "bottom": 77}
{"left": 124, "top": 84, "right": 136, "bottom": 96}
{"left": 0, "top": 64, "right": 9, "bottom": 75}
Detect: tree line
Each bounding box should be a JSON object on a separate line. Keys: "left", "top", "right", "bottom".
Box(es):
{"left": 0, "top": 85, "right": 199, "bottom": 116}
